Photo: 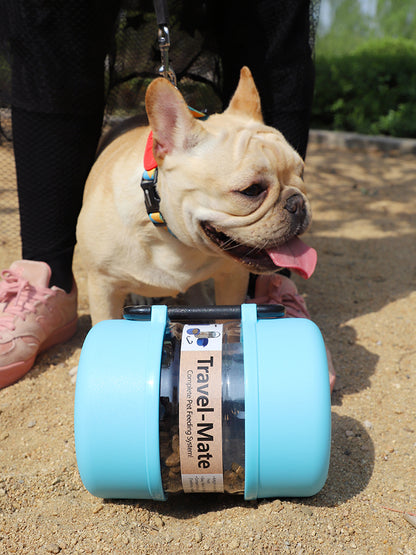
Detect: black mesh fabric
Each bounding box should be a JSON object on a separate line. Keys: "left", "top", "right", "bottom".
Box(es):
{"left": 5, "top": 0, "right": 122, "bottom": 115}
{"left": 212, "top": 0, "right": 315, "bottom": 157}
{"left": 12, "top": 108, "right": 103, "bottom": 292}
{"left": 0, "top": 0, "right": 320, "bottom": 291}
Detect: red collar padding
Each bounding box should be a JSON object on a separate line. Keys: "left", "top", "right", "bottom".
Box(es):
{"left": 143, "top": 131, "right": 157, "bottom": 171}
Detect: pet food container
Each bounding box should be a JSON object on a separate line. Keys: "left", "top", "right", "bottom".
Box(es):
{"left": 74, "top": 304, "right": 331, "bottom": 500}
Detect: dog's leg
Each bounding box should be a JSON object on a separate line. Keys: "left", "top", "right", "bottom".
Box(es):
{"left": 87, "top": 272, "right": 127, "bottom": 325}
{"left": 213, "top": 269, "right": 250, "bottom": 306}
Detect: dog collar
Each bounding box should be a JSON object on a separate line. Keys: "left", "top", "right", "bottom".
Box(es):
{"left": 140, "top": 107, "right": 208, "bottom": 229}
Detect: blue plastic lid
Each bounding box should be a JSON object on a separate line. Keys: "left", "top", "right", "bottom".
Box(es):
{"left": 242, "top": 304, "right": 331, "bottom": 499}
{"left": 74, "top": 305, "right": 167, "bottom": 500}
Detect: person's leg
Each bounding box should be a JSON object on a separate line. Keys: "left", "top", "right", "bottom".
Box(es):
{"left": 12, "top": 109, "right": 102, "bottom": 293}
{"left": 8, "top": 0, "right": 121, "bottom": 291}
{"left": 215, "top": 0, "right": 315, "bottom": 159}
{"left": 214, "top": 0, "right": 315, "bottom": 297}
{"left": 213, "top": 1, "right": 335, "bottom": 389}
{"left": 1, "top": 0, "right": 120, "bottom": 387}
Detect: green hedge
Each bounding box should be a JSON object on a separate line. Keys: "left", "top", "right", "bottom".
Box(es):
{"left": 312, "top": 37, "right": 416, "bottom": 138}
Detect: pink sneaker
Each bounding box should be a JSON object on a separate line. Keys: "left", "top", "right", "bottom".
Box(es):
{"left": 0, "top": 260, "right": 78, "bottom": 389}
{"left": 253, "top": 273, "right": 312, "bottom": 318}
{"left": 252, "top": 274, "right": 336, "bottom": 393}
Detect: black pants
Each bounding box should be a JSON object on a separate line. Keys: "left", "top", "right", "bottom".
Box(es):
{"left": 7, "top": 0, "right": 121, "bottom": 291}
{"left": 6, "top": 0, "right": 315, "bottom": 292}
{"left": 216, "top": 0, "right": 314, "bottom": 158}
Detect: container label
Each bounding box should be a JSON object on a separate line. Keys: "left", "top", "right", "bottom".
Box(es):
{"left": 179, "top": 324, "right": 224, "bottom": 493}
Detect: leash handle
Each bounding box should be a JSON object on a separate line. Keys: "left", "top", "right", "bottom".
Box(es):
{"left": 153, "top": 0, "right": 177, "bottom": 86}
{"left": 123, "top": 304, "right": 286, "bottom": 322}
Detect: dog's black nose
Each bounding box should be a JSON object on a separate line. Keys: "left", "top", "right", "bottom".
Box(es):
{"left": 284, "top": 194, "right": 305, "bottom": 216}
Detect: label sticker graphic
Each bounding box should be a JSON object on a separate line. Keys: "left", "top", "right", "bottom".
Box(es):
{"left": 179, "top": 323, "right": 224, "bottom": 493}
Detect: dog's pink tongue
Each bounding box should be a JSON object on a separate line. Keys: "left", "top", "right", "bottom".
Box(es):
{"left": 267, "top": 237, "right": 317, "bottom": 279}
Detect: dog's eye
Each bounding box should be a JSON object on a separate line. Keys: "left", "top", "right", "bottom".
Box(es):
{"left": 239, "top": 183, "right": 266, "bottom": 197}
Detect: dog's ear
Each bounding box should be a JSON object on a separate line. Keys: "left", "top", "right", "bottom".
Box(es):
{"left": 145, "top": 78, "right": 205, "bottom": 163}
{"left": 225, "top": 66, "right": 263, "bottom": 122}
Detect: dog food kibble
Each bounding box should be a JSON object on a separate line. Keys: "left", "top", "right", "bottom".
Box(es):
{"left": 159, "top": 322, "right": 245, "bottom": 494}
{"left": 165, "top": 451, "right": 180, "bottom": 467}
{"left": 160, "top": 423, "right": 245, "bottom": 494}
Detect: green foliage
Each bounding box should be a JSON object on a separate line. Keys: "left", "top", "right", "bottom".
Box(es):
{"left": 375, "top": 0, "right": 416, "bottom": 42}
{"left": 312, "top": 37, "right": 416, "bottom": 137}
{"left": 317, "top": 0, "right": 374, "bottom": 56}
{"left": 316, "top": 0, "right": 416, "bottom": 56}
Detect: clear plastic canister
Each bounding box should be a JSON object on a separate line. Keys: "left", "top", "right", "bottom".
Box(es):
{"left": 159, "top": 322, "right": 245, "bottom": 494}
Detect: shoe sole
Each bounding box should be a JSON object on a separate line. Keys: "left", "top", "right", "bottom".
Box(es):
{"left": 0, "top": 317, "right": 78, "bottom": 389}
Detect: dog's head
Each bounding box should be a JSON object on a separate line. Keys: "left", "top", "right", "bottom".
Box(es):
{"left": 145, "top": 67, "right": 316, "bottom": 278}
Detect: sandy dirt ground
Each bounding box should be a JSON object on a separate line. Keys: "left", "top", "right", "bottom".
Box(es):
{"left": 0, "top": 136, "right": 416, "bottom": 554}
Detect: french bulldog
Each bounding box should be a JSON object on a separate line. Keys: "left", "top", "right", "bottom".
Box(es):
{"left": 76, "top": 67, "right": 316, "bottom": 325}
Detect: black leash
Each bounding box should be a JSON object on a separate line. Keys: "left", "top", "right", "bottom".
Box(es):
{"left": 153, "top": 0, "right": 169, "bottom": 26}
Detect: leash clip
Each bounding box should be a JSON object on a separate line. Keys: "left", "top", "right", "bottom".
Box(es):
{"left": 157, "top": 25, "right": 177, "bottom": 87}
